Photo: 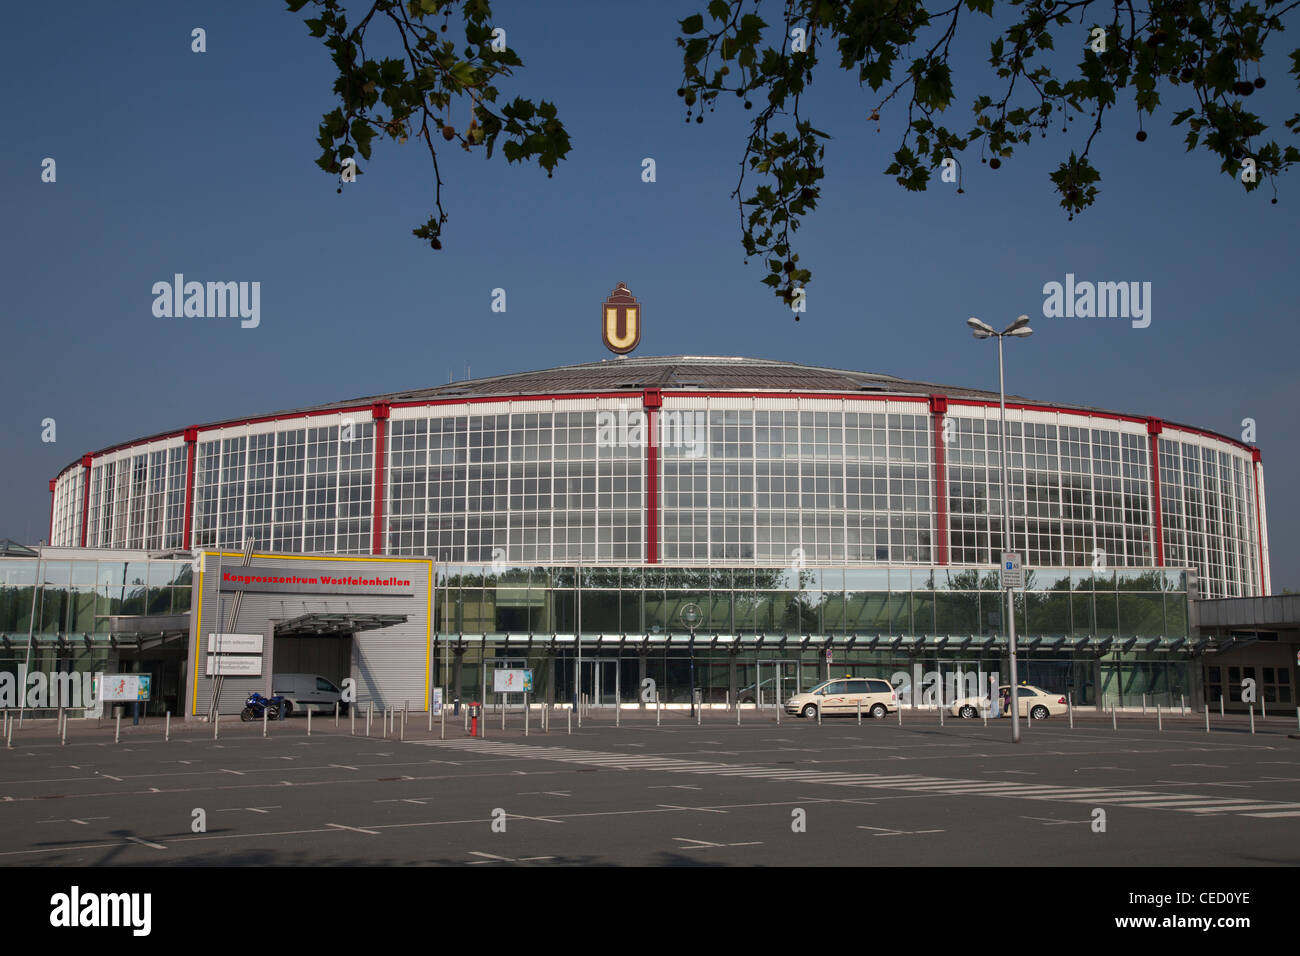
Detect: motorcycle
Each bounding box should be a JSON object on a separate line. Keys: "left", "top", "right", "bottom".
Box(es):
{"left": 240, "top": 691, "right": 285, "bottom": 722}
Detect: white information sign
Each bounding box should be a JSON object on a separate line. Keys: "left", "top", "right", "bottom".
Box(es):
{"left": 209, "top": 633, "right": 264, "bottom": 655}
{"left": 1001, "top": 552, "right": 1024, "bottom": 589}
{"left": 493, "top": 669, "right": 528, "bottom": 693}
{"left": 205, "top": 655, "right": 263, "bottom": 676}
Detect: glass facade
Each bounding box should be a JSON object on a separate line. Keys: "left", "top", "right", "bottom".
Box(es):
{"left": 48, "top": 393, "right": 1266, "bottom": 600}
{"left": 0, "top": 555, "right": 193, "bottom": 715}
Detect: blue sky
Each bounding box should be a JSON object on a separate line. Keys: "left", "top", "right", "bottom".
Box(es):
{"left": 1, "top": 1, "right": 1295, "bottom": 589}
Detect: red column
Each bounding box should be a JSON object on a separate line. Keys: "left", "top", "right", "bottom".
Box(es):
{"left": 643, "top": 389, "right": 662, "bottom": 564}
{"left": 182, "top": 428, "right": 198, "bottom": 550}
{"left": 1251, "top": 447, "right": 1265, "bottom": 594}
{"left": 48, "top": 479, "right": 56, "bottom": 545}
{"left": 371, "top": 402, "right": 391, "bottom": 555}
{"left": 78, "top": 454, "right": 92, "bottom": 547}
{"left": 1147, "top": 418, "right": 1164, "bottom": 566}
{"left": 929, "top": 395, "right": 949, "bottom": 565}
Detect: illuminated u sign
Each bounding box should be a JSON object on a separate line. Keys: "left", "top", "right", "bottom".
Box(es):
{"left": 602, "top": 282, "right": 641, "bottom": 354}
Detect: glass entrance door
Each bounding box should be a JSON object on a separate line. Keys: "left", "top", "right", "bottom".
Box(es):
{"left": 749, "top": 660, "right": 801, "bottom": 707}
{"left": 579, "top": 659, "right": 618, "bottom": 706}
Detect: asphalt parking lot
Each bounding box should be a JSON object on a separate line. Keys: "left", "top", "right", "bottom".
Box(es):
{"left": 1, "top": 709, "right": 1297, "bottom": 866}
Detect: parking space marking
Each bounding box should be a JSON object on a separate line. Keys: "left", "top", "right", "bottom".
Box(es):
{"left": 326, "top": 822, "right": 380, "bottom": 835}
{"left": 124, "top": 836, "right": 166, "bottom": 850}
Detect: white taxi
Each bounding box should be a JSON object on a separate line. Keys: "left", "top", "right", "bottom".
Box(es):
{"left": 950, "top": 683, "right": 1068, "bottom": 720}
{"left": 787, "top": 678, "right": 898, "bottom": 719}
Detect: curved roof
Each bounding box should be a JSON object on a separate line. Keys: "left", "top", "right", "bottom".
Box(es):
{"left": 323, "top": 355, "right": 1011, "bottom": 407}
{"left": 55, "top": 355, "right": 1255, "bottom": 479}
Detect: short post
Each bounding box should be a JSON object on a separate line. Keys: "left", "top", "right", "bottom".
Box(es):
{"left": 440, "top": 702, "right": 446, "bottom": 740}
{"left": 816, "top": 704, "right": 821, "bottom": 727}
{"left": 897, "top": 701, "right": 902, "bottom": 726}
{"left": 939, "top": 704, "right": 944, "bottom": 727}
{"left": 775, "top": 699, "right": 780, "bottom": 724}
{"left": 857, "top": 701, "right": 862, "bottom": 726}
{"left": 1026, "top": 705, "right": 1031, "bottom": 731}
{"left": 616, "top": 702, "right": 621, "bottom": 728}
{"left": 5, "top": 712, "right": 11, "bottom": 748}
{"left": 1296, "top": 706, "right": 1299, "bottom": 732}
{"left": 1262, "top": 697, "right": 1267, "bottom": 719}
{"left": 350, "top": 706, "right": 355, "bottom": 736}
{"left": 1249, "top": 705, "right": 1255, "bottom": 735}
{"left": 525, "top": 693, "right": 530, "bottom": 737}
{"left": 116, "top": 712, "right": 122, "bottom": 743}
{"left": 656, "top": 697, "right": 661, "bottom": 727}
{"left": 1156, "top": 703, "right": 1162, "bottom": 732}
{"left": 213, "top": 712, "right": 219, "bottom": 740}
{"left": 502, "top": 699, "right": 506, "bottom": 732}
{"left": 400, "top": 710, "right": 405, "bottom": 742}
{"left": 1220, "top": 695, "right": 1224, "bottom": 717}
{"left": 697, "top": 699, "right": 702, "bottom": 726}
{"left": 165, "top": 711, "right": 170, "bottom": 742}
{"left": 1112, "top": 702, "right": 1117, "bottom": 731}
{"left": 263, "top": 706, "right": 268, "bottom": 738}
{"left": 61, "top": 712, "right": 67, "bottom": 747}
{"left": 1067, "top": 694, "right": 1073, "bottom": 730}
{"left": 736, "top": 704, "right": 740, "bottom": 727}
{"left": 335, "top": 701, "right": 340, "bottom": 727}
{"left": 567, "top": 710, "right": 572, "bottom": 735}
{"left": 1181, "top": 694, "right": 1186, "bottom": 717}
{"left": 1205, "top": 705, "right": 1210, "bottom": 734}
{"left": 366, "top": 703, "right": 371, "bottom": 738}
{"left": 307, "top": 708, "right": 312, "bottom": 737}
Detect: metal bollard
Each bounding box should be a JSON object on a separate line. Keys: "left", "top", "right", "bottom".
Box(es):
{"left": 502, "top": 702, "right": 506, "bottom": 732}
{"left": 335, "top": 701, "right": 340, "bottom": 727}
{"left": 939, "top": 705, "right": 944, "bottom": 727}
{"left": 1220, "top": 696, "right": 1224, "bottom": 717}
{"left": 1205, "top": 706, "right": 1210, "bottom": 734}
{"left": 1262, "top": 697, "right": 1267, "bottom": 719}
{"left": 165, "top": 711, "right": 170, "bottom": 742}
{"left": 366, "top": 703, "right": 371, "bottom": 738}
{"left": 400, "top": 710, "right": 405, "bottom": 742}
{"left": 857, "top": 701, "right": 862, "bottom": 726}
{"left": 61, "top": 713, "right": 67, "bottom": 747}
{"left": 697, "top": 703, "right": 701, "bottom": 727}
{"left": 897, "top": 702, "right": 902, "bottom": 726}
{"left": 567, "top": 710, "right": 572, "bottom": 735}
{"left": 213, "top": 712, "right": 219, "bottom": 740}
{"left": 350, "top": 706, "right": 355, "bottom": 736}
{"left": 1142, "top": 693, "right": 1146, "bottom": 715}
{"left": 776, "top": 700, "right": 781, "bottom": 725}
{"left": 525, "top": 701, "right": 530, "bottom": 737}
{"left": 816, "top": 705, "right": 821, "bottom": 727}
{"left": 441, "top": 704, "right": 446, "bottom": 740}
{"left": 263, "top": 707, "right": 268, "bottom": 738}
{"left": 736, "top": 705, "right": 740, "bottom": 727}
{"left": 5, "top": 712, "right": 11, "bottom": 748}
{"left": 656, "top": 698, "right": 661, "bottom": 727}
{"left": 1112, "top": 703, "right": 1117, "bottom": 731}
{"left": 1181, "top": 694, "right": 1186, "bottom": 717}
{"left": 1156, "top": 703, "right": 1162, "bottom": 732}
{"left": 117, "top": 712, "right": 121, "bottom": 743}
{"left": 1250, "top": 705, "right": 1255, "bottom": 735}
{"left": 616, "top": 704, "right": 620, "bottom": 728}
{"left": 308, "top": 708, "right": 312, "bottom": 737}
{"left": 1068, "top": 694, "right": 1073, "bottom": 729}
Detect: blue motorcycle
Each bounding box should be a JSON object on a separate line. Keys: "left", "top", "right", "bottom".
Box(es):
{"left": 240, "top": 692, "right": 285, "bottom": 722}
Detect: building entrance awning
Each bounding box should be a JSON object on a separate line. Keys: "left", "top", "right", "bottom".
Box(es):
{"left": 275, "top": 613, "right": 407, "bottom": 637}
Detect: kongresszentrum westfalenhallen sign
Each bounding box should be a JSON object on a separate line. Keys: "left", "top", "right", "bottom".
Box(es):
{"left": 217, "top": 567, "right": 415, "bottom": 596}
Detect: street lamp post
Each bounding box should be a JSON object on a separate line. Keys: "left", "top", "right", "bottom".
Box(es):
{"left": 966, "top": 314, "right": 1033, "bottom": 744}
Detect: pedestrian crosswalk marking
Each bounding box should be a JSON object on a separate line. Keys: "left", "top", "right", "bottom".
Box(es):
{"left": 412, "top": 738, "right": 1300, "bottom": 818}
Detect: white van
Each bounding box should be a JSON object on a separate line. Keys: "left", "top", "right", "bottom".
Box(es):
{"left": 271, "top": 673, "right": 345, "bottom": 717}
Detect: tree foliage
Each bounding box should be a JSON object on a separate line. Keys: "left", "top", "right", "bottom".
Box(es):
{"left": 290, "top": 1, "right": 1297, "bottom": 308}
{"left": 678, "top": 0, "right": 1299, "bottom": 305}
{"left": 286, "top": 0, "right": 570, "bottom": 247}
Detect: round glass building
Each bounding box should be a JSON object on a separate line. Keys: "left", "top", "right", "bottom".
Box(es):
{"left": 49, "top": 356, "right": 1269, "bottom": 600}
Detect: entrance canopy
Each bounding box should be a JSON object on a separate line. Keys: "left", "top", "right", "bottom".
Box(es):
{"left": 274, "top": 613, "right": 407, "bottom": 637}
